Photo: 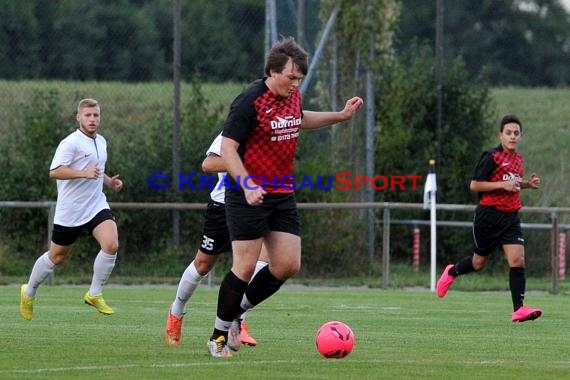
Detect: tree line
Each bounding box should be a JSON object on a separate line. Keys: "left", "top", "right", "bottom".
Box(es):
{"left": 0, "top": 0, "right": 266, "bottom": 82}
{"left": 1, "top": 0, "right": 569, "bottom": 86}
{"left": 398, "top": 0, "right": 570, "bottom": 86}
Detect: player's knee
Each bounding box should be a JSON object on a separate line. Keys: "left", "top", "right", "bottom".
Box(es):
{"left": 48, "top": 248, "right": 70, "bottom": 265}
{"left": 290, "top": 260, "right": 301, "bottom": 276}
{"left": 510, "top": 256, "right": 525, "bottom": 268}
{"left": 275, "top": 260, "right": 301, "bottom": 280}
{"left": 102, "top": 241, "right": 119, "bottom": 254}
{"left": 472, "top": 255, "right": 487, "bottom": 271}
{"left": 472, "top": 262, "right": 485, "bottom": 271}
{"left": 194, "top": 257, "right": 215, "bottom": 275}
{"left": 50, "top": 254, "right": 67, "bottom": 266}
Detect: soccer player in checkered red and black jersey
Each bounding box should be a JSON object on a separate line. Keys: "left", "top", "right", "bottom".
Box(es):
{"left": 206, "top": 37, "right": 363, "bottom": 357}
{"left": 436, "top": 114, "right": 543, "bottom": 323}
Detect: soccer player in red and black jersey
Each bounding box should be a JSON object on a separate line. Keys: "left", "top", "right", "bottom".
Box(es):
{"left": 206, "top": 37, "right": 363, "bottom": 357}
{"left": 436, "top": 114, "right": 542, "bottom": 323}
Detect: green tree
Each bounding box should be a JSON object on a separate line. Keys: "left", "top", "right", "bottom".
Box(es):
{"left": 0, "top": 1, "right": 40, "bottom": 78}
{"left": 182, "top": 0, "right": 265, "bottom": 82}
{"left": 0, "top": 90, "right": 69, "bottom": 273}
{"left": 397, "top": 0, "right": 570, "bottom": 86}
{"left": 46, "top": 0, "right": 167, "bottom": 81}
{"left": 374, "top": 43, "right": 495, "bottom": 264}
{"left": 0, "top": 0, "right": 170, "bottom": 81}
{"left": 375, "top": 45, "right": 494, "bottom": 204}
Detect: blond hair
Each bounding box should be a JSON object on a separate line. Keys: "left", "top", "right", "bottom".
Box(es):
{"left": 77, "top": 98, "right": 99, "bottom": 113}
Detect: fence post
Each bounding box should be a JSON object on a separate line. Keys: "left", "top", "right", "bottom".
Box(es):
{"left": 208, "top": 266, "right": 215, "bottom": 288}
{"left": 413, "top": 224, "right": 420, "bottom": 272}
{"left": 382, "top": 207, "right": 390, "bottom": 288}
{"left": 559, "top": 231, "right": 566, "bottom": 281}
{"left": 47, "top": 203, "right": 55, "bottom": 286}
{"left": 551, "top": 211, "right": 559, "bottom": 294}
{"left": 171, "top": 0, "right": 182, "bottom": 249}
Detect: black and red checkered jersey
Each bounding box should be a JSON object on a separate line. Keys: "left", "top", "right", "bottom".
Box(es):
{"left": 222, "top": 79, "right": 303, "bottom": 193}
{"left": 472, "top": 144, "right": 524, "bottom": 212}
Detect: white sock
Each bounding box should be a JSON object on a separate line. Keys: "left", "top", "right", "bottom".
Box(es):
{"left": 214, "top": 317, "right": 232, "bottom": 332}
{"left": 171, "top": 261, "right": 204, "bottom": 317}
{"left": 89, "top": 250, "right": 116, "bottom": 296}
{"left": 26, "top": 252, "right": 55, "bottom": 297}
{"left": 254, "top": 260, "right": 269, "bottom": 275}
{"left": 239, "top": 260, "right": 269, "bottom": 320}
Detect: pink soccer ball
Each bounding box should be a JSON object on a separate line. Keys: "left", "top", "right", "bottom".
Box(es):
{"left": 315, "top": 321, "right": 355, "bottom": 359}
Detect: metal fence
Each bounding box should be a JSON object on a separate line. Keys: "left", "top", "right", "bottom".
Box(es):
{"left": 2, "top": 201, "right": 568, "bottom": 293}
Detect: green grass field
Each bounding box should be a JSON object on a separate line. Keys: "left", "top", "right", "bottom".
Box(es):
{"left": 1, "top": 285, "right": 569, "bottom": 380}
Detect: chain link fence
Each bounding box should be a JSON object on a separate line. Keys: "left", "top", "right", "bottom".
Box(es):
{"left": 0, "top": 1, "right": 375, "bottom": 281}
{"left": 1, "top": 1, "right": 566, "bottom": 288}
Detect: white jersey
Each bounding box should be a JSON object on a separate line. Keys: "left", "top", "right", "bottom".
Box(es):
{"left": 206, "top": 134, "right": 226, "bottom": 203}
{"left": 50, "top": 129, "right": 110, "bottom": 227}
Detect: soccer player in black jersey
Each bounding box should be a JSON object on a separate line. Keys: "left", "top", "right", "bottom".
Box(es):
{"left": 206, "top": 37, "right": 363, "bottom": 357}
{"left": 437, "top": 114, "right": 542, "bottom": 323}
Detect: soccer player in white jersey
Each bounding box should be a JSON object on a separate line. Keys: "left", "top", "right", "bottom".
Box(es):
{"left": 19, "top": 98, "right": 123, "bottom": 320}
{"left": 165, "top": 133, "right": 268, "bottom": 353}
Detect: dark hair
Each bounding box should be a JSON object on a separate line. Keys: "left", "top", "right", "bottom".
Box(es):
{"left": 500, "top": 114, "right": 522, "bottom": 133}
{"left": 264, "top": 37, "right": 309, "bottom": 77}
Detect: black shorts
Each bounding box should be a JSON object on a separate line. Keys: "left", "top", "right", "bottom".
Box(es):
{"left": 472, "top": 206, "right": 524, "bottom": 256}
{"left": 199, "top": 200, "right": 231, "bottom": 255}
{"left": 51, "top": 209, "right": 116, "bottom": 246}
{"left": 225, "top": 190, "right": 300, "bottom": 241}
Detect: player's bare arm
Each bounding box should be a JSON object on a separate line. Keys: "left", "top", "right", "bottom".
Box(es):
{"left": 301, "top": 96, "right": 364, "bottom": 130}
{"left": 202, "top": 154, "right": 226, "bottom": 173}
{"left": 50, "top": 164, "right": 101, "bottom": 180}
{"left": 104, "top": 174, "right": 123, "bottom": 192}
{"left": 221, "top": 136, "right": 266, "bottom": 206}
{"left": 470, "top": 180, "right": 521, "bottom": 193}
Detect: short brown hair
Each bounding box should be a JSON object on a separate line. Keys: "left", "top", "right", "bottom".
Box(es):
{"left": 264, "top": 37, "right": 309, "bottom": 77}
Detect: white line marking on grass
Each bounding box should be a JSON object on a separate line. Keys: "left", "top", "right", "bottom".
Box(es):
{"left": 335, "top": 305, "right": 401, "bottom": 310}
{"left": 0, "top": 360, "right": 304, "bottom": 374}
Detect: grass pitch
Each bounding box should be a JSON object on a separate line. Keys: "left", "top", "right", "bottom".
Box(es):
{"left": 1, "top": 285, "right": 569, "bottom": 380}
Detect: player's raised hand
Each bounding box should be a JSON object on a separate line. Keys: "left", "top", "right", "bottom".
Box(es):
{"left": 340, "top": 97, "right": 364, "bottom": 120}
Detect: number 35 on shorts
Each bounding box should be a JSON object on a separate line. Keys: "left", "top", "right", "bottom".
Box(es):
{"left": 201, "top": 236, "right": 214, "bottom": 251}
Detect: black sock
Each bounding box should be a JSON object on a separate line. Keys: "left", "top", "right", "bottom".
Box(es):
{"left": 509, "top": 267, "right": 526, "bottom": 311}
{"left": 211, "top": 270, "right": 247, "bottom": 340}
{"left": 449, "top": 256, "right": 475, "bottom": 277}
{"left": 211, "top": 328, "right": 227, "bottom": 341}
{"left": 244, "top": 266, "right": 285, "bottom": 307}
